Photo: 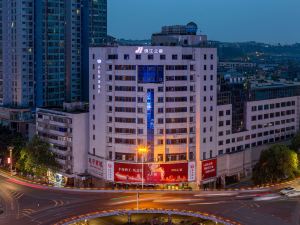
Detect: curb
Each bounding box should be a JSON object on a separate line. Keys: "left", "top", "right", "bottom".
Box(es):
{"left": 0, "top": 169, "right": 297, "bottom": 194}
{"left": 53, "top": 208, "right": 242, "bottom": 225}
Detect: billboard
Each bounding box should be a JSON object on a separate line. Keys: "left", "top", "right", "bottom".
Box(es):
{"left": 188, "top": 162, "right": 196, "bottom": 181}
{"left": 114, "top": 162, "right": 188, "bottom": 184}
{"left": 201, "top": 159, "right": 217, "bottom": 180}
{"left": 88, "top": 155, "right": 105, "bottom": 179}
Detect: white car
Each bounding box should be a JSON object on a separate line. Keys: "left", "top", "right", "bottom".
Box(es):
{"left": 286, "top": 191, "right": 300, "bottom": 198}
{"left": 280, "top": 187, "right": 295, "bottom": 195}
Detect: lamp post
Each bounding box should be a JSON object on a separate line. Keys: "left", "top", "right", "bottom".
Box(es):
{"left": 137, "top": 146, "right": 148, "bottom": 190}
{"left": 8, "top": 146, "right": 14, "bottom": 176}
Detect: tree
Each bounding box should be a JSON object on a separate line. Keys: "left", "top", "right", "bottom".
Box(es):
{"left": 252, "top": 144, "right": 299, "bottom": 185}
{"left": 290, "top": 132, "right": 300, "bottom": 152}
{"left": 16, "top": 136, "right": 60, "bottom": 177}
{"left": 0, "top": 125, "right": 25, "bottom": 164}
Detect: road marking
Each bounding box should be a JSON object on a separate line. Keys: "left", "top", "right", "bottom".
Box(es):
{"left": 189, "top": 201, "right": 227, "bottom": 205}
{"left": 194, "top": 192, "right": 236, "bottom": 197}
{"left": 21, "top": 208, "right": 36, "bottom": 217}
{"left": 10, "top": 191, "right": 24, "bottom": 200}
{"left": 153, "top": 198, "right": 203, "bottom": 203}
{"left": 52, "top": 200, "right": 65, "bottom": 207}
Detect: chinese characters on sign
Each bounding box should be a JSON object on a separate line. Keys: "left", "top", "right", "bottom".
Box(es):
{"left": 114, "top": 162, "right": 188, "bottom": 184}
{"left": 88, "top": 155, "right": 104, "bottom": 179}
{"left": 96, "top": 59, "right": 102, "bottom": 94}
{"left": 106, "top": 161, "right": 114, "bottom": 182}
{"left": 188, "top": 162, "right": 196, "bottom": 181}
{"left": 201, "top": 159, "right": 217, "bottom": 180}
{"left": 135, "top": 47, "right": 164, "bottom": 54}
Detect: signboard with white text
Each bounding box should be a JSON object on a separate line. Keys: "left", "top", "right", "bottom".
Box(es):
{"left": 188, "top": 161, "right": 196, "bottom": 181}
{"left": 88, "top": 155, "right": 105, "bottom": 179}
{"left": 106, "top": 161, "right": 114, "bottom": 182}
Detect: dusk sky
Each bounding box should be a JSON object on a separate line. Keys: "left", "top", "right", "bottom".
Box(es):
{"left": 108, "top": 0, "right": 300, "bottom": 44}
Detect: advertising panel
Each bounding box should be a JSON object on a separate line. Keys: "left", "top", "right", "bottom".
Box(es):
{"left": 202, "top": 159, "right": 217, "bottom": 180}
{"left": 114, "top": 162, "right": 188, "bottom": 184}
{"left": 106, "top": 161, "right": 114, "bottom": 182}
{"left": 188, "top": 161, "right": 196, "bottom": 181}
{"left": 88, "top": 155, "right": 105, "bottom": 179}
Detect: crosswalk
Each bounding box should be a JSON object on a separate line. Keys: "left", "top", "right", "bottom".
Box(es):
{"left": 9, "top": 191, "right": 24, "bottom": 200}
{"left": 20, "top": 208, "right": 36, "bottom": 217}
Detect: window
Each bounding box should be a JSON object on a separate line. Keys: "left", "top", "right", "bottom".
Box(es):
{"left": 124, "top": 54, "right": 130, "bottom": 60}
{"left": 158, "top": 97, "right": 164, "bottom": 103}
{"left": 136, "top": 54, "right": 141, "bottom": 60}
{"left": 182, "top": 54, "right": 193, "bottom": 60}
{"left": 157, "top": 118, "right": 164, "bottom": 124}
{"left": 148, "top": 54, "right": 154, "bottom": 60}
{"left": 158, "top": 108, "right": 164, "bottom": 114}
{"left": 172, "top": 54, "right": 178, "bottom": 60}
{"left": 210, "top": 54, "right": 214, "bottom": 60}
{"left": 204, "top": 54, "right": 207, "bottom": 60}
{"left": 160, "top": 54, "right": 166, "bottom": 60}
{"left": 219, "top": 111, "right": 224, "bottom": 117}
{"left": 157, "top": 140, "right": 164, "bottom": 145}
{"left": 108, "top": 54, "right": 118, "bottom": 60}
{"left": 138, "top": 65, "right": 164, "bottom": 83}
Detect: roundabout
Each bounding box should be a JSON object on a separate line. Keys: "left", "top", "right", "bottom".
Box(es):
{"left": 54, "top": 209, "right": 240, "bottom": 225}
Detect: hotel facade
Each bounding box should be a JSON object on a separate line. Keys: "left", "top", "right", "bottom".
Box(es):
{"left": 37, "top": 23, "right": 300, "bottom": 187}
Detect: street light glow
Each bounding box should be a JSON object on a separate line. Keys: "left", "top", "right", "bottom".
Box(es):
{"left": 137, "top": 146, "right": 148, "bottom": 154}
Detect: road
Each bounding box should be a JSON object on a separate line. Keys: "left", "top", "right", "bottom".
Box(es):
{"left": 0, "top": 174, "right": 300, "bottom": 225}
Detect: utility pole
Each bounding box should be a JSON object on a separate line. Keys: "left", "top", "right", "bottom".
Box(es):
{"left": 8, "top": 146, "right": 13, "bottom": 176}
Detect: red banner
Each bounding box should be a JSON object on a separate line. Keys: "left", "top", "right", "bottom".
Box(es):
{"left": 114, "top": 162, "right": 188, "bottom": 184}
{"left": 202, "top": 159, "right": 217, "bottom": 180}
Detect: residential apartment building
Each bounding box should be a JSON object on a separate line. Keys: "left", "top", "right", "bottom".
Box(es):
{"left": 0, "top": 0, "right": 107, "bottom": 136}
{"left": 36, "top": 102, "right": 89, "bottom": 184}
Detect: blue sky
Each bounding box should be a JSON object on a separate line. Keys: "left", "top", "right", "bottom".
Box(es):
{"left": 108, "top": 0, "right": 300, "bottom": 44}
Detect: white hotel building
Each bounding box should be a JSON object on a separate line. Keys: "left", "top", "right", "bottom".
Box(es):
{"left": 36, "top": 23, "right": 300, "bottom": 188}
{"left": 89, "top": 23, "right": 222, "bottom": 187}
{"left": 88, "top": 24, "right": 300, "bottom": 187}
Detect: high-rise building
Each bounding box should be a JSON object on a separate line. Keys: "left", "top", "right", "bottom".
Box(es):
{"left": 87, "top": 23, "right": 300, "bottom": 188}
{"left": 0, "top": 0, "right": 107, "bottom": 135}
{"left": 35, "top": 0, "right": 107, "bottom": 107}
{"left": 88, "top": 23, "right": 216, "bottom": 186}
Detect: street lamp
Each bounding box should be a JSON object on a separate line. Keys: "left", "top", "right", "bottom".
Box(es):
{"left": 137, "top": 146, "right": 148, "bottom": 190}
{"left": 8, "top": 146, "right": 14, "bottom": 176}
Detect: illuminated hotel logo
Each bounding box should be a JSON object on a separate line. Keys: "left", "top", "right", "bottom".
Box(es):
{"left": 135, "top": 46, "right": 164, "bottom": 54}
{"left": 97, "top": 59, "right": 102, "bottom": 94}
